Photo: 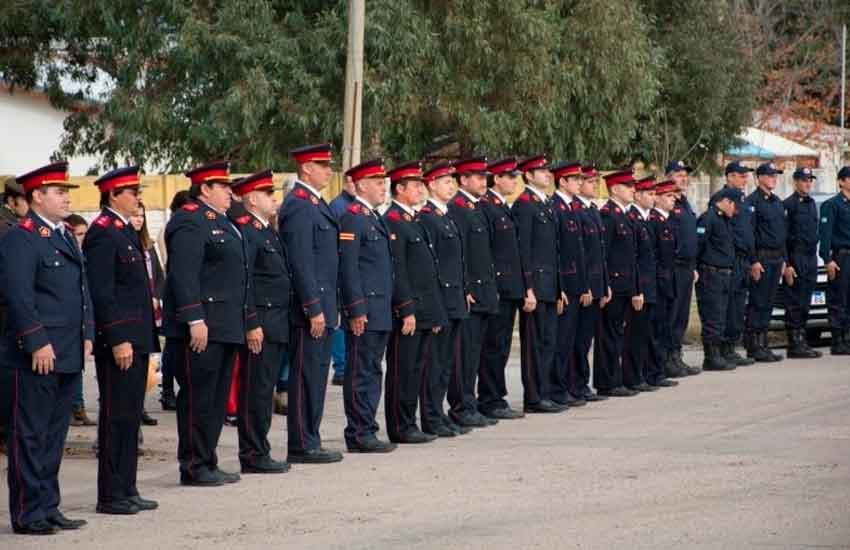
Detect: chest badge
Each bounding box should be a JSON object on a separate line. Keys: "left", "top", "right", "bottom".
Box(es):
{"left": 39, "top": 226, "right": 51, "bottom": 238}
{"left": 403, "top": 213, "right": 412, "bottom": 222}
{"left": 205, "top": 211, "right": 217, "bottom": 220}
{"left": 311, "top": 196, "right": 319, "bottom": 205}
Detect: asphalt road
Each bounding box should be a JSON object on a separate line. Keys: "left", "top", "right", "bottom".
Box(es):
{"left": 2, "top": 347, "right": 849, "bottom": 549}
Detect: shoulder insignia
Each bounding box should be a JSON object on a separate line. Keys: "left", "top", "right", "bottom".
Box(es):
{"left": 293, "top": 188, "right": 309, "bottom": 200}
{"left": 253, "top": 220, "right": 262, "bottom": 230}
{"left": 39, "top": 226, "right": 51, "bottom": 238}
{"left": 467, "top": 202, "right": 475, "bottom": 209}
{"left": 492, "top": 196, "right": 502, "bottom": 206}
{"left": 205, "top": 210, "right": 217, "bottom": 220}
{"left": 600, "top": 205, "right": 610, "bottom": 214}
{"left": 348, "top": 202, "right": 363, "bottom": 215}
{"left": 559, "top": 202, "right": 566, "bottom": 211}
{"left": 94, "top": 215, "right": 111, "bottom": 228}
{"left": 478, "top": 194, "right": 489, "bottom": 204}
{"left": 614, "top": 206, "right": 621, "bottom": 214}
{"left": 436, "top": 209, "right": 444, "bottom": 216}
{"left": 570, "top": 201, "right": 582, "bottom": 212}
{"left": 114, "top": 219, "right": 125, "bottom": 229}
{"left": 311, "top": 196, "right": 319, "bottom": 205}
{"left": 182, "top": 202, "right": 199, "bottom": 212}
{"left": 453, "top": 196, "right": 468, "bottom": 208}
{"left": 404, "top": 213, "right": 412, "bottom": 221}
{"left": 673, "top": 207, "right": 682, "bottom": 215}
{"left": 18, "top": 217, "right": 34, "bottom": 232}
{"left": 340, "top": 232, "right": 355, "bottom": 242}
{"left": 236, "top": 215, "right": 251, "bottom": 225}
{"left": 390, "top": 233, "right": 397, "bottom": 240}
{"left": 696, "top": 226, "right": 706, "bottom": 234}
{"left": 517, "top": 192, "right": 531, "bottom": 203}
{"left": 386, "top": 210, "right": 401, "bottom": 222}
{"left": 627, "top": 212, "right": 636, "bottom": 220}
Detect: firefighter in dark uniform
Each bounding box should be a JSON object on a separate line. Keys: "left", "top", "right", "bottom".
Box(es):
{"left": 820, "top": 166, "right": 850, "bottom": 355}
{"left": 647, "top": 180, "right": 680, "bottom": 387}
{"left": 231, "top": 170, "right": 292, "bottom": 473}
{"left": 666, "top": 160, "right": 702, "bottom": 376}
{"left": 1, "top": 162, "right": 93, "bottom": 535}
{"left": 84, "top": 166, "right": 159, "bottom": 514}
{"left": 695, "top": 188, "right": 739, "bottom": 371}
{"left": 622, "top": 176, "right": 662, "bottom": 392}
{"left": 164, "top": 161, "right": 254, "bottom": 485}
{"left": 570, "top": 166, "right": 610, "bottom": 402}
{"left": 475, "top": 157, "right": 527, "bottom": 419}
{"left": 418, "top": 163, "right": 473, "bottom": 437}
{"left": 744, "top": 162, "right": 787, "bottom": 362}
{"left": 383, "top": 161, "right": 444, "bottom": 443}
{"left": 277, "top": 144, "right": 343, "bottom": 464}
{"left": 781, "top": 167, "right": 822, "bottom": 359}
{"left": 447, "top": 157, "right": 501, "bottom": 426}
{"left": 550, "top": 161, "right": 589, "bottom": 407}
{"left": 513, "top": 155, "right": 564, "bottom": 413}
{"left": 594, "top": 170, "right": 641, "bottom": 397}
{"left": 710, "top": 161, "right": 757, "bottom": 368}
{"left": 338, "top": 159, "right": 396, "bottom": 453}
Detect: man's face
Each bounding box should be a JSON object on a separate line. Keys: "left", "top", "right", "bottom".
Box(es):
{"left": 33, "top": 186, "right": 71, "bottom": 222}
{"left": 343, "top": 175, "right": 355, "bottom": 195}
{"left": 112, "top": 187, "right": 141, "bottom": 217}
{"left": 248, "top": 189, "right": 279, "bottom": 219}
{"left": 839, "top": 177, "right": 850, "bottom": 193}
{"left": 460, "top": 173, "right": 487, "bottom": 197}
{"left": 794, "top": 177, "right": 814, "bottom": 195}
{"left": 428, "top": 175, "right": 456, "bottom": 203}
{"left": 611, "top": 183, "right": 634, "bottom": 204}
{"left": 396, "top": 179, "right": 425, "bottom": 205}
{"left": 203, "top": 182, "right": 233, "bottom": 211}
{"left": 11, "top": 196, "right": 29, "bottom": 217}
{"left": 656, "top": 192, "right": 676, "bottom": 211}
{"left": 717, "top": 197, "right": 737, "bottom": 217}
{"left": 579, "top": 176, "right": 598, "bottom": 198}
{"left": 726, "top": 171, "right": 749, "bottom": 190}
{"left": 671, "top": 170, "right": 689, "bottom": 192}
{"left": 758, "top": 174, "right": 777, "bottom": 191}
{"left": 493, "top": 173, "right": 518, "bottom": 197}
{"left": 357, "top": 177, "right": 387, "bottom": 208}
{"left": 560, "top": 175, "right": 581, "bottom": 196}
{"left": 635, "top": 190, "right": 656, "bottom": 210}
{"left": 72, "top": 223, "right": 87, "bottom": 246}
{"left": 525, "top": 168, "right": 550, "bottom": 189}
{"left": 303, "top": 161, "right": 334, "bottom": 191}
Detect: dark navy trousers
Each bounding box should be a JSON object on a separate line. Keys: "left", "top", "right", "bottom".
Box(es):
{"left": 343, "top": 330, "right": 389, "bottom": 447}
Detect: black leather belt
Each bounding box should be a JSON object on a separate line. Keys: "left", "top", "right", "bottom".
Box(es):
{"left": 756, "top": 248, "right": 784, "bottom": 259}
{"left": 699, "top": 264, "right": 732, "bottom": 275}
{"left": 674, "top": 259, "right": 695, "bottom": 268}
{"left": 836, "top": 248, "right": 850, "bottom": 257}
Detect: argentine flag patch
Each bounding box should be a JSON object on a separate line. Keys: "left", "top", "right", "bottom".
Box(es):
{"left": 822, "top": 217, "right": 828, "bottom": 223}
{"left": 696, "top": 227, "right": 706, "bottom": 235}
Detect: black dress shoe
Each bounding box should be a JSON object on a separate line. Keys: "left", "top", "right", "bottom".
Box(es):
{"left": 393, "top": 429, "right": 438, "bottom": 444}
{"left": 128, "top": 495, "right": 159, "bottom": 510}
{"left": 598, "top": 386, "right": 638, "bottom": 397}
{"left": 444, "top": 419, "right": 472, "bottom": 435}
{"left": 288, "top": 448, "right": 344, "bottom": 464}
{"left": 650, "top": 379, "right": 679, "bottom": 387}
{"left": 524, "top": 399, "right": 567, "bottom": 413}
{"left": 160, "top": 391, "right": 177, "bottom": 411}
{"left": 180, "top": 469, "right": 225, "bottom": 487}
{"left": 141, "top": 410, "right": 158, "bottom": 426}
{"left": 628, "top": 383, "right": 659, "bottom": 392}
{"left": 97, "top": 500, "right": 140, "bottom": 515}
{"left": 214, "top": 468, "right": 241, "bottom": 483}
{"left": 424, "top": 425, "right": 457, "bottom": 437}
{"left": 331, "top": 374, "right": 344, "bottom": 386}
{"left": 46, "top": 512, "right": 87, "bottom": 530}
{"left": 481, "top": 407, "right": 525, "bottom": 420}
{"left": 582, "top": 391, "right": 608, "bottom": 402}
{"left": 450, "top": 412, "right": 488, "bottom": 428}
{"left": 347, "top": 438, "right": 397, "bottom": 453}
{"left": 564, "top": 393, "right": 588, "bottom": 407}
{"left": 473, "top": 412, "right": 499, "bottom": 426}
{"left": 241, "top": 456, "right": 291, "bottom": 474}
{"left": 13, "top": 520, "right": 56, "bottom": 535}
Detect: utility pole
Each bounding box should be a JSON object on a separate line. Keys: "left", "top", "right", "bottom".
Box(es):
{"left": 342, "top": 0, "right": 365, "bottom": 172}
{"left": 841, "top": 24, "right": 846, "bottom": 130}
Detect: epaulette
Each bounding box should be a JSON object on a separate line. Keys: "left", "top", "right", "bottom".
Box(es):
{"left": 386, "top": 209, "right": 401, "bottom": 222}
{"left": 293, "top": 188, "right": 310, "bottom": 200}
{"left": 453, "top": 196, "right": 468, "bottom": 208}
{"left": 516, "top": 192, "right": 531, "bottom": 203}
{"left": 18, "top": 217, "right": 35, "bottom": 233}
{"left": 94, "top": 215, "right": 111, "bottom": 228}
{"left": 488, "top": 194, "right": 502, "bottom": 206}
{"left": 570, "top": 201, "right": 582, "bottom": 212}
{"left": 420, "top": 206, "right": 433, "bottom": 214}
{"left": 182, "top": 202, "right": 199, "bottom": 212}
{"left": 114, "top": 218, "right": 125, "bottom": 229}
{"left": 348, "top": 202, "right": 363, "bottom": 215}
{"left": 235, "top": 215, "right": 252, "bottom": 225}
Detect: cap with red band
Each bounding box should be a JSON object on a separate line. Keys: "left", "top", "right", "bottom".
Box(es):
{"left": 232, "top": 169, "right": 275, "bottom": 196}
{"left": 423, "top": 162, "right": 454, "bottom": 183}
{"left": 582, "top": 165, "right": 599, "bottom": 178}
{"left": 16, "top": 161, "right": 78, "bottom": 192}
{"left": 185, "top": 161, "right": 231, "bottom": 186}
{"left": 603, "top": 169, "right": 635, "bottom": 189}
{"left": 95, "top": 166, "right": 142, "bottom": 193}
{"left": 635, "top": 175, "right": 656, "bottom": 191}
{"left": 655, "top": 180, "right": 677, "bottom": 194}
{"left": 551, "top": 161, "right": 583, "bottom": 180}
{"left": 388, "top": 161, "right": 423, "bottom": 183}
{"left": 290, "top": 143, "right": 333, "bottom": 164}
{"left": 346, "top": 159, "right": 386, "bottom": 183}
{"left": 487, "top": 157, "right": 520, "bottom": 176}
{"left": 454, "top": 157, "right": 489, "bottom": 175}
{"left": 517, "top": 155, "right": 548, "bottom": 173}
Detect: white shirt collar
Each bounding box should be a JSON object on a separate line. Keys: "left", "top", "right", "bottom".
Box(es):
{"left": 429, "top": 198, "right": 448, "bottom": 214}
{"left": 611, "top": 198, "right": 630, "bottom": 212}
{"left": 249, "top": 211, "right": 269, "bottom": 228}
{"left": 488, "top": 189, "right": 507, "bottom": 204}
{"left": 554, "top": 190, "right": 574, "bottom": 204}
{"left": 355, "top": 195, "right": 376, "bottom": 211}
{"left": 296, "top": 179, "right": 323, "bottom": 199}
{"left": 106, "top": 206, "right": 130, "bottom": 225}
{"left": 392, "top": 199, "right": 416, "bottom": 217}
{"left": 634, "top": 205, "right": 651, "bottom": 220}
{"left": 526, "top": 184, "right": 548, "bottom": 202}
{"left": 458, "top": 188, "right": 479, "bottom": 204}
{"left": 199, "top": 198, "right": 226, "bottom": 216}
{"left": 577, "top": 194, "right": 594, "bottom": 207}
{"left": 33, "top": 211, "right": 63, "bottom": 231}
{"left": 653, "top": 207, "right": 669, "bottom": 220}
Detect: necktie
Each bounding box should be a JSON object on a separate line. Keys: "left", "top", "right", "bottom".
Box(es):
{"left": 61, "top": 228, "right": 80, "bottom": 257}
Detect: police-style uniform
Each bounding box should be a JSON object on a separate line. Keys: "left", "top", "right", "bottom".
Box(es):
{"left": 277, "top": 144, "right": 342, "bottom": 463}
{"left": 231, "top": 171, "right": 292, "bottom": 472}
{"left": 623, "top": 179, "right": 659, "bottom": 392}
{"left": 447, "top": 158, "right": 500, "bottom": 426}
{"left": 781, "top": 168, "right": 822, "bottom": 358}
{"left": 594, "top": 170, "right": 640, "bottom": 397}
{"left": 570, "top": 167, "right": 609, "bottom": 401}
{"left": 83, "top": 167, "right": 159, "bottom": 513}
{"left": 550, "top": 162, "right": 588, "bottom": 406}
{"left": 1, "top": 162, "right": 93, "bottom": 534}
{"left": 513, "top": 155, "right": 562, "bottom": 412}
{"left": 744, "top": 162, "right": 787, "bottom": 362}
{"left": 163, "top": 161, "right": 252, "bottom": 484}
{"left": 417, "top": 162, "right": 470, "bottom": 436}
{"left": 666, "top": 160, "right": 701, "bottom": 375}
{"left": 819, "top": 167, "right": 850, "bottom": 355}
{"left": 384, "top": 163, "right": 446, "bottom": 443}
{"left": 337, "top": 160, "right": 395, "bottom": 452}
{"left": 476, "top": 158, "right": 526, "bottom": 418}
{"left": 695, "top": 189, "right": 738, "bottom": 370}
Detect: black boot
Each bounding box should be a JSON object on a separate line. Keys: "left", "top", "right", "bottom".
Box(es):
{"left": 676, "top": 349, "right": 702, "bottom": 376}
{"left": 722, "top": 342, "right": 755, "bottom": 366}
{"left": 787, "top": 329, "right": 819, "bottom": 359}
{"left": 831, "top": 329, "right": 850, "bottom": 355}
{"left": 160, "top": 385, "right": 177, "bottom": 411}
{"left": 760, "top": 331, "right": 783, "bottom": 362}
{"left": 664, "top": 350, "right": 686, "bottom": 378}
{"left": 702, "top": 343, "right": 735, "bottom": 371}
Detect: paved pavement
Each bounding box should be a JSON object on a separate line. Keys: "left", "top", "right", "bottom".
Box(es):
{"left": 2, "top": 347, "right": 849, "bottom": 549}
